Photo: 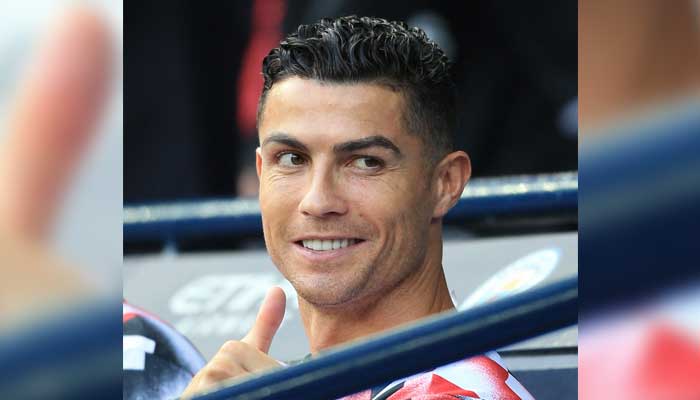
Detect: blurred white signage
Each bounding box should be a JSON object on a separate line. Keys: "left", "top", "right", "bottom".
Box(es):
{"left": 169, "top": 274, "right": 297, "bottom": 338}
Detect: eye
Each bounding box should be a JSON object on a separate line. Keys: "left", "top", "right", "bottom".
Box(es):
{"left": 278, "top": 152, "right": 306, "bottom": 167}
{"left": 351, "top": 156, "right": 383, "bottom": 170}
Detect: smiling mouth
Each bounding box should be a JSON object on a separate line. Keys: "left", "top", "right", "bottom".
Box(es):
{"left": 296, "top": 239, "right": 364, "bottom": 251}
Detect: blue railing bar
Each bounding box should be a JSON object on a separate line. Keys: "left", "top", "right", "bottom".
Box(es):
{"left": 0, "top": 299, "right": 122, "bottom": 398}
{"left": 579, "top": 101, "right": 700, "bottom": 313}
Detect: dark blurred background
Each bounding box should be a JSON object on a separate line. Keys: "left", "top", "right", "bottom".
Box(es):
{"left": 124, "top": 0, "right": 577, "bottom": 202}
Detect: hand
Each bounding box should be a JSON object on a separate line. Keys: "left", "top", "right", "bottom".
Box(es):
{"left": 0, "top": 7, "right": 111, "bottom": 324}
{"left": 181, "top": 287, "right": 287, "bottom": 398}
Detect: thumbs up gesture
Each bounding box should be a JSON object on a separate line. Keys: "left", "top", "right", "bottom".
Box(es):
{"left": 181, "top": 287, "right": 287, "bottom": 398}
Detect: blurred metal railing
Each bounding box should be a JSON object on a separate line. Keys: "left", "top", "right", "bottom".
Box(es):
{"left": 123, "top": 171, "right": 577, "bottom": 244}
{"left": 579, "top": 101, "right": 700, "bottom": 313}
{"left": 0, "top": 300, "right": 122, "bottom": 399}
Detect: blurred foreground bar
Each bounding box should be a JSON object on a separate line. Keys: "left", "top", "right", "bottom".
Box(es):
{"left": 0, "top": 299, "right": 121, "bottom": 399}
{"left": 580, "top": 100, "right": 700, "bottom": 313}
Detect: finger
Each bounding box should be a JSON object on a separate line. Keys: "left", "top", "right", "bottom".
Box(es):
{"left": 181, "top": 341, "right": 280, "bottom": 399}
{"left": 199, "top": 355, "right": 246, "bottom": 384}
{"left": 0, "top": 231, "right": 86, "bottom": 325}
{"left": 216, "top": 340, "right": 282, "bottom": 373}
{"left": 0, "top": 7, "right": 111, "bottom": 240}
{"left": 181, "top": 358, "right": 245, "bottom": 399}
{"left": 242, "top": 286, "right": 286, "bottom": 353}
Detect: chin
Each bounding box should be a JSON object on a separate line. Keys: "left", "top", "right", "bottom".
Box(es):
{"left": 289, "top": 273, "right": 369, "bottom": 308}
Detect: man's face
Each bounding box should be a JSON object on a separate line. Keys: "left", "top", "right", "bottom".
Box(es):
{"left": 257, "top": 78, "right": 438, "bottom": 307}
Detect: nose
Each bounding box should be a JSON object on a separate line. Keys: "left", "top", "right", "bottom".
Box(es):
{"left": 298, "top": 167, "right": 348, "bottom": 218}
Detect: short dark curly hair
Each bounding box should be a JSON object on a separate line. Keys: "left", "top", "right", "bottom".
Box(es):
{"left": 257, "top": 15, "right": 457, "bottom": 161}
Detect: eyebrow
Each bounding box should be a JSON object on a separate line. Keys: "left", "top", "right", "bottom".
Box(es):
{"left": 261, "top": 133, "right": 310, "bottom": 153}
{"left": 333, "top": 135, "right": 402, "bottom": 157}
{"left": 261, "top": 133, "right": 402, "bottom": 157}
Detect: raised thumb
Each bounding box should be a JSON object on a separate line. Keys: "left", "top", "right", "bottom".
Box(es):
{"left": 242, "top": 286, "right": 286, "bottom": 353}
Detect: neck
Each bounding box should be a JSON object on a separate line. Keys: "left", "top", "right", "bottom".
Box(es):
{"left": 298, "top": 228, "right": 454, "bottom": 353}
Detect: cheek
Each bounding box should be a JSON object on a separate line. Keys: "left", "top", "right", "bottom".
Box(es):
{"left": 346, "top": 175, "right": 430, "bottom": 234}
{"left": 259, "top": 174, "right": 303, "bottom": 236}
{"left": 345, "top": 171, "right": 407, "bottom": 200}
{"left": 349, "top": 171, "right": 430, "bottom": 210}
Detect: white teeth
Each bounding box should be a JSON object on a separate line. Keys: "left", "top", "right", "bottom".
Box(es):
{"left": 302, "top": 239, "right": 357, "bottom": 251}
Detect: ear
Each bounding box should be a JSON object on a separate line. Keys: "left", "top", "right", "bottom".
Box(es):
{"left": 432, "top": 151, "right": 471, "bottom": 219}
{"left": 255, "top": 147, "right": 263, "bottom": 178}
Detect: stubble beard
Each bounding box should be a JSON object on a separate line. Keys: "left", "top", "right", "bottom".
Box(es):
{"left": 278, "top": 242, "right": 428, "bottom": 313}
{"left": 279, "top": 258, "right": 375, "bottom": 308}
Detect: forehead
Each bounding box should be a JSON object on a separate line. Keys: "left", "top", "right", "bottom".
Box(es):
{"left": 259, "top": 78, "right": 410, "bottom": 144}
